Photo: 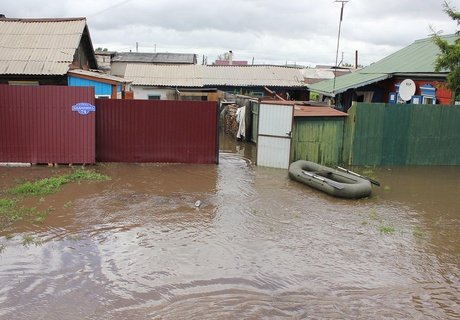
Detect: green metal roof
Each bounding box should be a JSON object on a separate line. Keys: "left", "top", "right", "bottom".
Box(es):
{"left": 309, "top": 34, "right": 456, "bottom": 96}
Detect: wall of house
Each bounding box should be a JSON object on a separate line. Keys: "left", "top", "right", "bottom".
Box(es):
{"left": 132, "top": 86, "right": 176, "bottom": 100}
{"left": 110, "top": 62, "right": 128, "bottom": 77}
{"left": 384, "top": 78, "right": 452, "bottom": 105}
{"left": 68, "top": 76, "right": 113, "bottom": 97}
{"left": 70, "top": 43, "right": 91, "bottom": 70}
{"left": 0, "top": 75, "right": 67, "bottom": 86}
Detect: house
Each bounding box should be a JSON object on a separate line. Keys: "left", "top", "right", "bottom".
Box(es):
{"left": 111, "top": 64, "right": 312, "bottom": 101}
{"left": 94, "top": 49, "right": 116, "bottom": 73}
{"left": 213, "top": 50, "right": 248, "bottom": 65}
{"left": 0, "top": 17, "right": 130, "bottom": 98}
{"left": 110, "top": 51, "right": 197, "bottom": 75}
{"left": 0, "top": 17, "right": 97, "bottom": 85}
{"left": 309, "top": 35, "right": 456, "bottom": 111}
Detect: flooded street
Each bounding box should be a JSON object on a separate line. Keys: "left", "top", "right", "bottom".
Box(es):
{"left": 0, "top": 134, "right": 459, "bottom": 319}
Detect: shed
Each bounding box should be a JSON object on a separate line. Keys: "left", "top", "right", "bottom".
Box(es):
{"left": 67, "top": 69, "right": 132, "bottom": 99}
{"left": 254, "top": 100, "right": 347, "bottom": 169}
{"left": 290, "top": 105, "right": 348, "bottom": 165}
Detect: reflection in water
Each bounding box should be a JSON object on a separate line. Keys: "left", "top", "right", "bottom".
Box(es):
{"left": 0, "top": 134, "right": 458, "bottom": 319}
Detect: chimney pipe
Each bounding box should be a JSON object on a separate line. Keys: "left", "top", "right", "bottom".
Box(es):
{"left": 229, "top": 50, "right": 233, "bottom": 65}
{"left": 355, "top": 50, "right": 358, "bottom": 69}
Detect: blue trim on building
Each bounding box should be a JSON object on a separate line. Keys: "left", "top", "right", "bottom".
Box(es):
{"left": 68, "top": 76, "right": 112, "bottom": 96}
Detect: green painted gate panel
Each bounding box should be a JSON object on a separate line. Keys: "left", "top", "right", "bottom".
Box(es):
{"left": 381, "top": 104, "right": 411, "bottom": 165}
{"left": 352, "top": 103, "right": 385, "bottom": 165}
{"left": 346, "top": 103, "right": 460, "bottom": 165}
{"left": 291, "top": 117, "right": 344, "bottom": 165}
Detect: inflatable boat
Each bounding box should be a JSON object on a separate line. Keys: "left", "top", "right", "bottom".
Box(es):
{"left": 288, "top": 160, "right": 373, "bottom": 199}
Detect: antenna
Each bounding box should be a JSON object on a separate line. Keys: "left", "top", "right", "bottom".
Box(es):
{"left": 398, "top": 79, "right": 416, "bottom": 101}
{"left": 332, "top": 0, "right": 350, "bottom": 102}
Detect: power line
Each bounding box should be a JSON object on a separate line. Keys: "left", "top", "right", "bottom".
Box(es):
{"left": 88, "top": 0, "right": 135, "bottom": 17}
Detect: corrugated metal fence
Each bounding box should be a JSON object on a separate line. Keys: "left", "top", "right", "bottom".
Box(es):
{"left": 0, "top": 85, "right": 96, "bottom": 164}
{"left": 0, "top": 85, "right": 218, "bottom": 164}
{"left": 96, "top": 99, "right": 218, "bottom": 164}
{"left": 343, "top": 103, "right": 460, "bottom": 165}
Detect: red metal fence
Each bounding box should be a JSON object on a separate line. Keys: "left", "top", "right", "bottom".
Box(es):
{"left": 0, "top": 85, "right": 96, "bottom": 164}
{"left": 96, "top": 99, "right": 218, "bottom": 164}
{"left": 0, "top": 86, "right": 218, "bottom": 164}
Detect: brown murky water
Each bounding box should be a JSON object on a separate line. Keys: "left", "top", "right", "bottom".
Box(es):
{"left": 0, "top": 134, "right": 459, "bottom": 319}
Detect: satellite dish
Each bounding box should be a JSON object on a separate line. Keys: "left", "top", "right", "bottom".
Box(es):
{"left": 398, "top": 79, "right": 416, "bottom": 101}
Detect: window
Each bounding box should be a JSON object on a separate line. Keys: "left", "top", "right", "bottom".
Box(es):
{"left": 148, "top": 95, "right": 161, "bottom": 100}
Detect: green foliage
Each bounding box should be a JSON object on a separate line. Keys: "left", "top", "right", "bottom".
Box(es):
{"left": 379, "top": 225, "right": 396, "bottom": 234}
{"left": 432, "top": 1, "right": 460, "bottom": 102}
{"left": 0, "top": 199, "right": 16, "bottom": 213}
{"left": 9, "top": 169, "right": 110, "bottom": 196}
{"left": 1, "top": 169, "right": 109, "bottom": 231}
{"left": 21, "top": 235, "right": 42, "bottom": 247}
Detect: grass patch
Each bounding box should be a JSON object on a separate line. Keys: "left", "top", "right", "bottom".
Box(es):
{"left": 21, "top": 234, "right": 42, "bottom": 247}
{"left": 379, "top": 225, "right": 396, "bottom": 234}
{"left": 1, "top": 169, "right": 109, "bottom": 231}
{"left": 9, "top": 169, "right": 109, "bottom": 196}
{"left": 0, "top": 198, "right": 16, "bottom": 214}
{"left": 412, "top": 227, "right": 425, "bottom": 238}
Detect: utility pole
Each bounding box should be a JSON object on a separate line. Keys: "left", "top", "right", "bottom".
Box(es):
{"left": 332, "top": 0, "right": 349, "bottom": 104}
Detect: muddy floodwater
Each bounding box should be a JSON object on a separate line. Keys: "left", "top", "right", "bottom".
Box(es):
{"left": 0, "top": 135, "right": 459, "bottom": 319}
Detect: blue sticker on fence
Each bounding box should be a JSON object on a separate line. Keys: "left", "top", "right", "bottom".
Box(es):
{"left": 72, "top": 102, "right": 96, "bottom": 115}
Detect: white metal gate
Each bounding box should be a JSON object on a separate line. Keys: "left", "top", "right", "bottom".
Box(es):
{"left": 256, "top": 102, "right": 293, "bottom": 169}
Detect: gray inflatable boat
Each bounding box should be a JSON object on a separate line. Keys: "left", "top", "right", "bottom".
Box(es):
{"left": 288, "top": 160, "right": 372, "bottom": 199}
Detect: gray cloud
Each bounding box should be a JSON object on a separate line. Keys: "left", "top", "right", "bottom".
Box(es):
{"left": 3, "top": 0, "right": 459, "bottom": 66}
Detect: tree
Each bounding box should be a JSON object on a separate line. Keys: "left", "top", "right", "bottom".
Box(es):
{"left": 432, "top": 1, "right": 460, "bottom": 103}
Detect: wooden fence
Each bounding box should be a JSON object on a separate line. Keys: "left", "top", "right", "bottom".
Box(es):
{"left": 343, "top": 103, "right": 460, "bottom": 165}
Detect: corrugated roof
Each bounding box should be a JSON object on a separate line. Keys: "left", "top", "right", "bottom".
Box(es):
{"left": 259, "top": 100, "right": 347, "bottom": 117}
{"left": 0, "top": 18, "right": 87, "bottom": 75}
{"left": 293, "top": 105, "right": 348, "bottom": 117}
{"left": 309, "top": 72, "right": 391, "bottom": 96}
{"left": 309, "top": 34, "right": 456, "bottom": 96}
{"left": 68, "top": 69, "right": 132, "bottom": 84}
{"left": 123, "top": 64, "right": 307, "bottom": 87}
{"left": 112, "top": 52, "right": 197, "bottom": 64}
{"left": 125, "top": 64, "right": 205, "bottom": 87}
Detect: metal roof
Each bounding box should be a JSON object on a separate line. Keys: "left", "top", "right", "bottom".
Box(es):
{"left": 124, "top": 64, "right": 307, "bottom": 87}
{"left": 0, "top": 18, "right": 88, "bottom": 75}
{"left": 309, "top": 34, "right": 456, "bottom": 96}
{"left": 259, "top": 100, "right": 347, "bottom": 117}
{"left": 293, "top": 105, "right": 348, "bottom": 117}
{"left": 68, "top": 69, "right": 132, "bottom": 84}
{"left": 112, "top": 52, "right": 197, "bottom": 64}
{"left": 125, "top": 64, "right": 205, "bottom": 87}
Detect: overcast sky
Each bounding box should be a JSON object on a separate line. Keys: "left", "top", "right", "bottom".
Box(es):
{"left": 3, "top": 0, "right": 459, "bottom": 67}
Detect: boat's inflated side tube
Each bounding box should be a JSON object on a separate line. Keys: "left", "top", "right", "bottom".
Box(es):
{"left": 288, "top": 160, "right": 372, "bottom": 199}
